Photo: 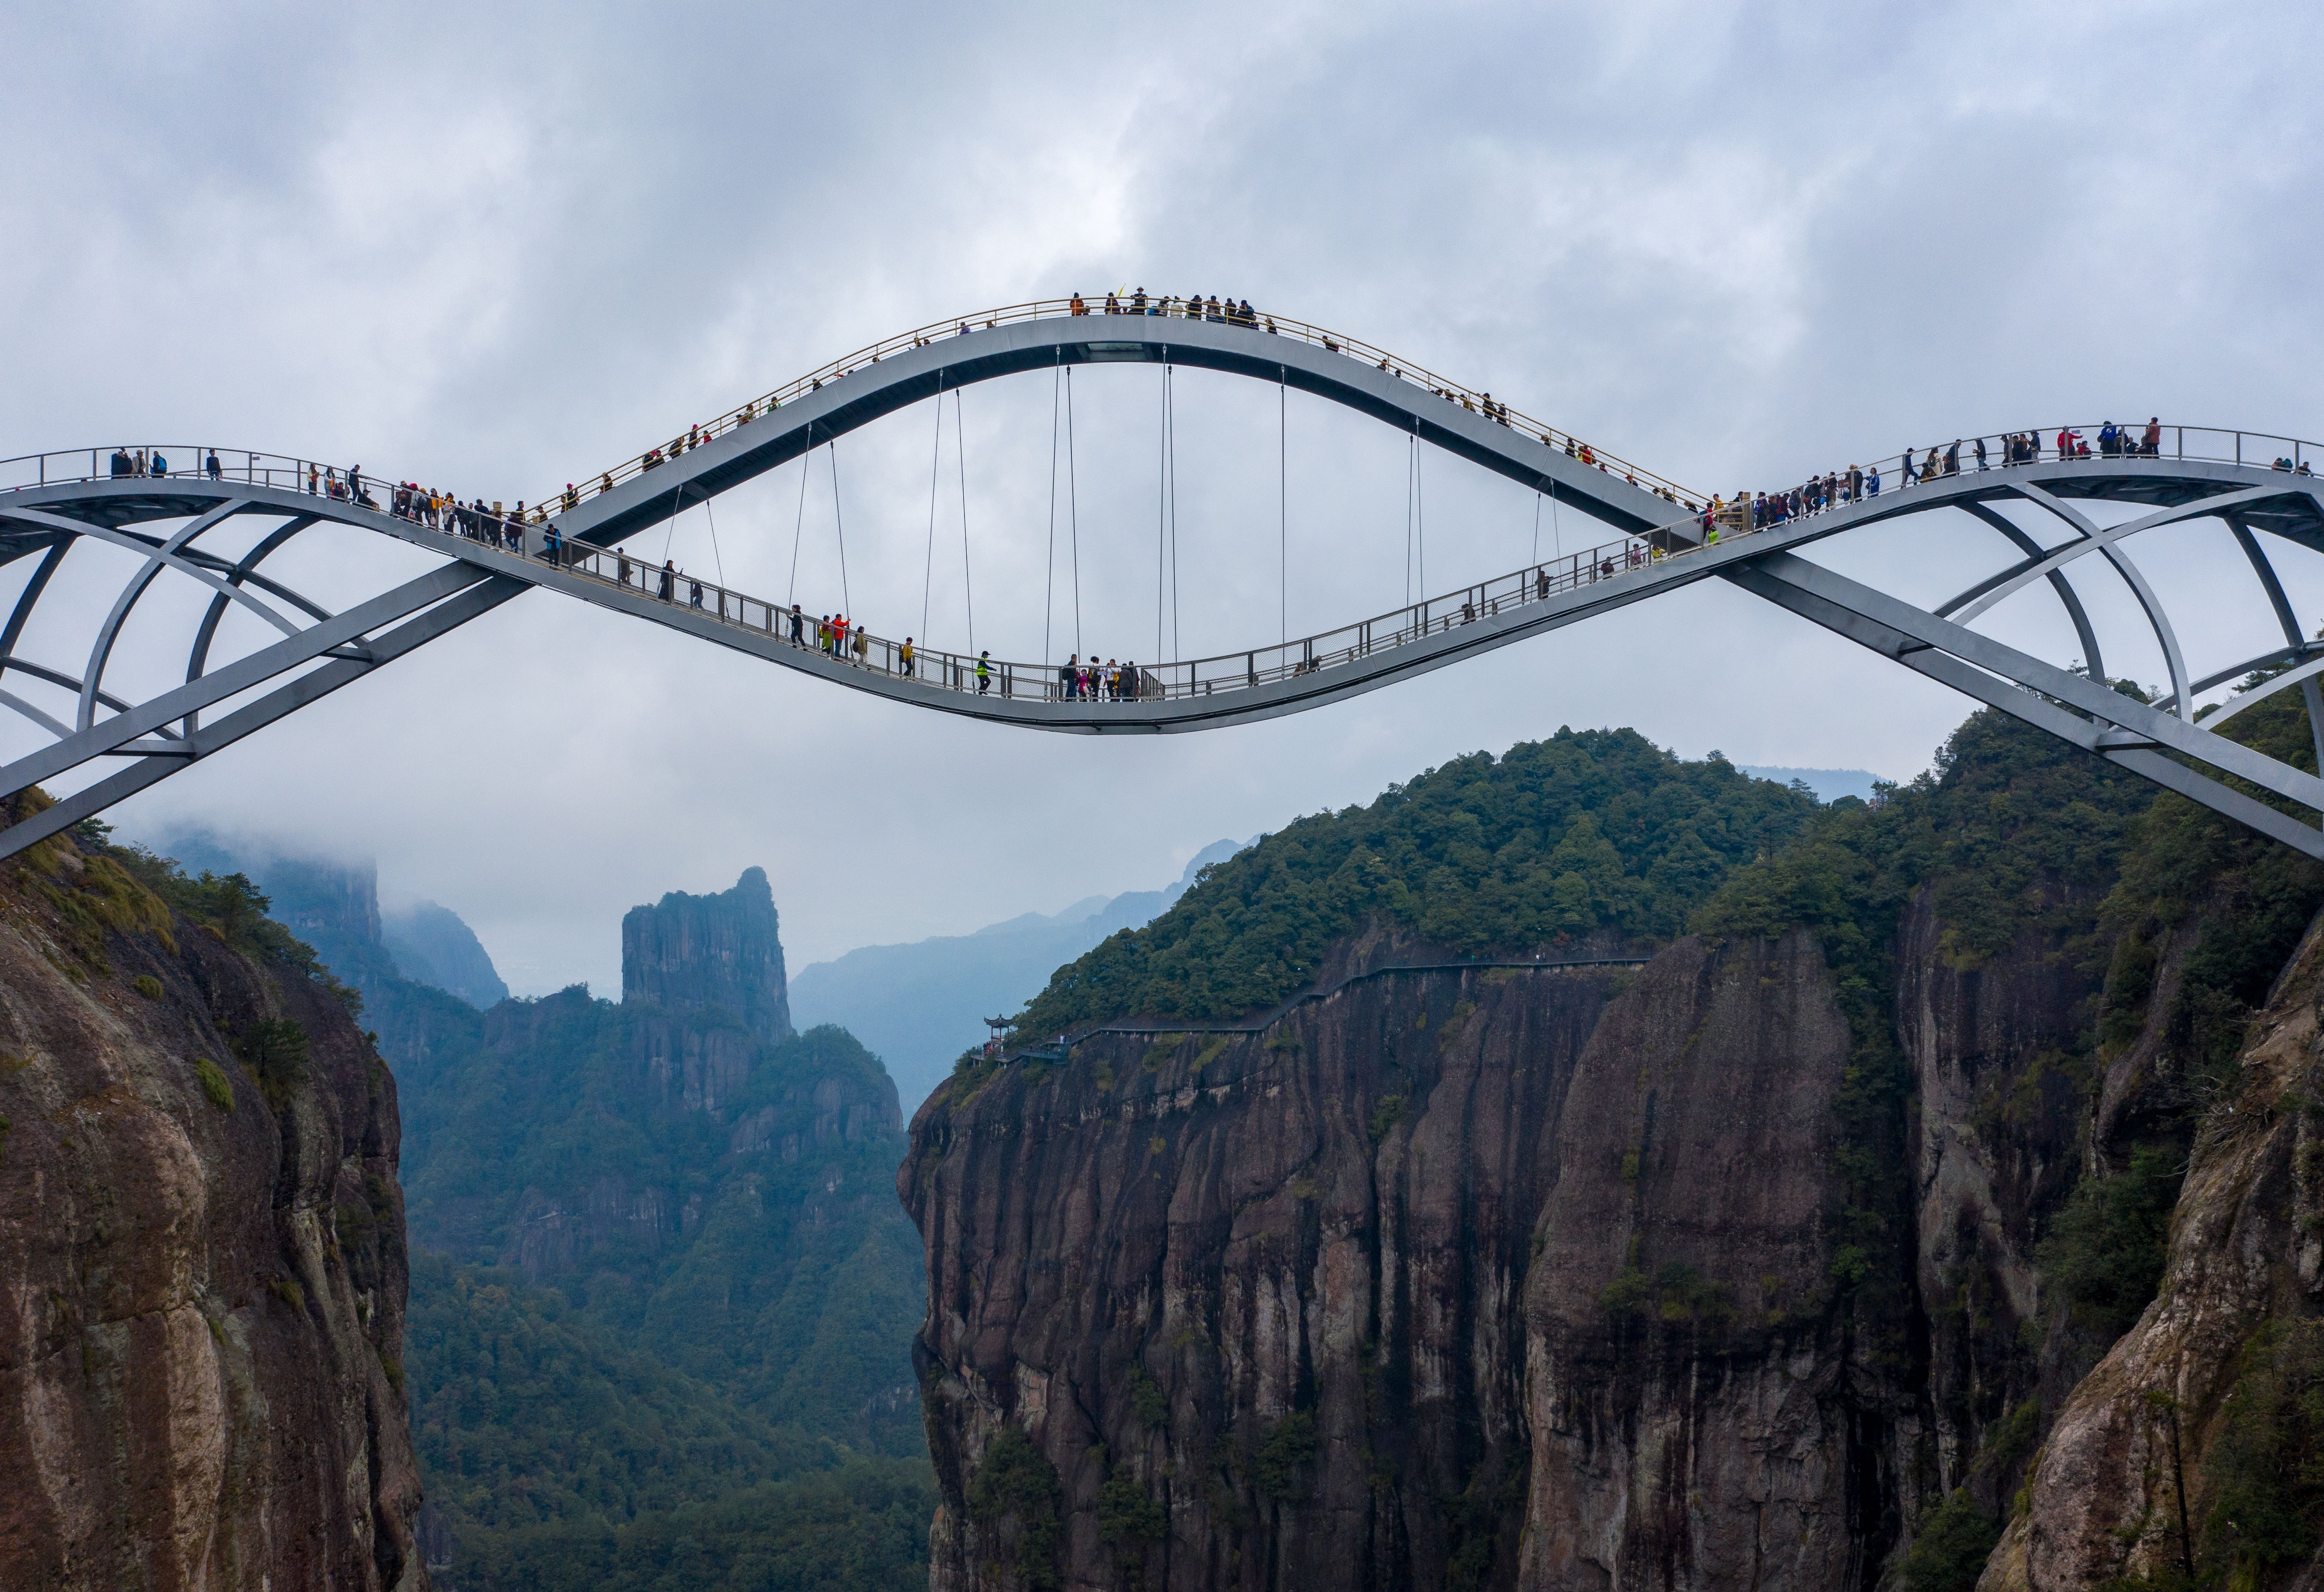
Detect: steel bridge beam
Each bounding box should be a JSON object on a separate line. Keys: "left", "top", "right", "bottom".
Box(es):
{"left": 0, "top": 337, "right": 2320, "bottom": 867}
{"left": 1723, "top": 552, "right": 2324, "bottom": 859}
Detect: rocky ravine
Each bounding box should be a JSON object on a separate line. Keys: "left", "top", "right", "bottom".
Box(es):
{"left": 0, "top": 824, "right": 425, "bottom": 1589}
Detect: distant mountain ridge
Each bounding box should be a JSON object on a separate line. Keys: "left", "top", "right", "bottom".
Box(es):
{"left": 788, "top": 837, "right": 1251, "bottom": 1111}
{"left": 1737, "top": 764, "right": 1884, "bottom": 803}
{"left": 144, "top": 826, "right": 509, "bottom": 1009}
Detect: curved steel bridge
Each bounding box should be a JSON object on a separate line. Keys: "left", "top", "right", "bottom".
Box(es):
{"left": 2, "top": 297, "right": 2321, "bottom": 861}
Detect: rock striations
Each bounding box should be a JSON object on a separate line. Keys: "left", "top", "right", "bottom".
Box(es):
{"left": 903, "top": 711, "right": 2324, "bottom": 1592}
{"left": 905, "top": 925, "right": 1890, "bottom": 1590}
{"left": 0, "top": 817, "right": 425, "bottom": 1589}
{"left": 622, "top": 865, "right": 793, "bottom": 1046}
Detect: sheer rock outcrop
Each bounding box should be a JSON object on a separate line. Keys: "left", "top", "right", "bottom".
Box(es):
{"left": 904, "top": 925, "right": 1910, "bottom": 1590}
{"left": 621, "top": 866, "right": 792, "bottom": 1044}
{"left": 0, "top": 832, "right": 425, "bottom": 1590}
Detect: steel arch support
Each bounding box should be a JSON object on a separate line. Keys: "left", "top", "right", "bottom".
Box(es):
{"left": 182, "top": 515, "right": 322, "bottom": 735}
{"left": 1724, "top": 551, "right": 2324, "bottom": 856}
{"left": 0, "top": 572, "right": 530, "bottom": 861}
{"left": 0, "top": 559, "right": 499, "bottom": 801}
{"left": 1957, "top": 501, "right": 2107, "bottom": 681}
{"left": 80, "top": 497, "right": 247, "bottom": 730}
{"left": 1980, "top": 481, "right": 2219, "bottom": 717}
{"left": 0, "top": 504, "right": 302, "bottom": 639}
{"left": 2229, "top": 520, "right": 2324, "bottom": 779}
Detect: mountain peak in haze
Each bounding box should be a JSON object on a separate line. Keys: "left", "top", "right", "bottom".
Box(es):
{"left": 620, "top": 866, "right": 794, "bottom": 1044}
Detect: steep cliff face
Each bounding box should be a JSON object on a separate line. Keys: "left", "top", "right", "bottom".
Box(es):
{"left": 904, "top": 923, "right": 1905, "bottom": 1590}
{"left": 0, "top": 825, "right": 424, "bottom": 1589}
{"left": 1519, "top": 933, "right": 1868, "bottom": 1588}
{"left": 622, "top": 866, "right": 793, "bottom": 1045}
{"left": 1981, "top": 908, "right": 2324, "bottom": 1591}
{"left": 1898, "top": 879, "right": 2111, "bottom": 1514}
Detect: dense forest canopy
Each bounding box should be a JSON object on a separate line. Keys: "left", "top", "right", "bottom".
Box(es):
{"left": 1012, "top": 726, "right": 1822, "bottom": 1034}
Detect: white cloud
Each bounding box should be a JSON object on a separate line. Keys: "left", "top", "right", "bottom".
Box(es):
{"left": 6, "top": 0, "right": 2321, "bottom": 995}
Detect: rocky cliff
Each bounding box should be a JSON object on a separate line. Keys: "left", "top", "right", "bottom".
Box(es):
{"left": 902, "top": 711, "right": 2318, "bottom": 1592}
{"left": 906, "top": 923, "right": 1912, "bottom": 1589}
{"left": 622, "top": 866, "right": 793, "bottom": 1045}
{"left": 0, "top": 812, "right": 425, "bottom": 1589}
{"left": 392, "top": 865, "right": 927, "bottom": 1470}
{"left": 1981, "top": 895, "right": 2324, "bottom": 1590}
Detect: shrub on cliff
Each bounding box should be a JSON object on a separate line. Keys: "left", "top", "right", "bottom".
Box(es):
{"left": 1900, "top": 1488, "right": 2002, "bottom": 1592}
{"left": 2034, "top": 1144, "right": 2182, "bottom": 1336}
{"left": 968, "top": 1425, "right": 1064, "bottom": 1590}
{"left": 1014, "top": 728, "right": 1819, "bottom": 1030}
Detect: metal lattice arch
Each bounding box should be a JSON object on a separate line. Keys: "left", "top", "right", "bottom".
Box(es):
{"left": 2, "top": 301, "right": 2321, "bottom": 862}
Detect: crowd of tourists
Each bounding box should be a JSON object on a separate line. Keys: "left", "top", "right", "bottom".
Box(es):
{"left": 1699, "top": 419, "right": 2191, "bottom": 540}
{"left": 1071, "top": 289, "right": 1266, "bottom": 329}
{"left": 1052, "top": 654, "right": 1145, "bottom": 700}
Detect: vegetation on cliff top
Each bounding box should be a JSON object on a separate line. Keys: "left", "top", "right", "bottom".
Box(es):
{"left": 1011, "top": 727, "right": 1819, "bottom": 1033}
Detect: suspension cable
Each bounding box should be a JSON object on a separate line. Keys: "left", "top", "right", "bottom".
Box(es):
{"left": 828, "top": 436, "right": 851, "bottom": 617}
{"left": 1167, "top": 364, "right": 1179, "bottom": 661}
{"left": 1279, "top": 366, "right": 1287, "bottom": 647}
{"left": 1066, "top": 365, "right": 1082, "bottom": 657}
{"left": 955, "top": 388, "right": 975, "bottom": 655}
{"left": 1531, "top": 490, "right": 1541, "bottom": 567}
{"left": 1405, "top": 431, "right": 1415, "bottom": 607}
{"left": 1044, "top": 354, "right": 1060, "bottom": 665}
{"left": 1156, "top": 362, "right": 1168, "bottom": 664}
{"left": 923, "top": 375, "right": 943, "bottom": 644}
{"left": 1415, "top": 424, "right": 1425, "bottom": 596}
{"left": 788, "top": 423, "right": 813, "bottom": 606}
{"left": 703, "top": 491, "right": 726, "bottom": 590}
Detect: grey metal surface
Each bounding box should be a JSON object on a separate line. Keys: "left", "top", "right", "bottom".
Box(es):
{"left": 0, "top": 313, "right": 2320, "bottom": 864}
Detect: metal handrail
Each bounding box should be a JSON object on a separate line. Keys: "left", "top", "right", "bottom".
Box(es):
{"left": 529, "top": 296, "right": 1702, "bottom": 511}
{"left": 409, "top": 496, "right": 1680, "bottom": 705}
{"left": 3, "top": 422, "right": 2315, "bottom": 714}
{"left": 1710, "top": 423, "right": 2315, "bottom": 526}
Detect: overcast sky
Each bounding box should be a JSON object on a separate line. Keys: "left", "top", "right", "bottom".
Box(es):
{"left": 4, "top": 1, "right": 2320, "bottom": 997}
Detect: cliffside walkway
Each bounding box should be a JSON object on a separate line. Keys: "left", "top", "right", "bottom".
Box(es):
{"left": 3, "top": 298, "right": 2322, "bottom": 860}
{"left": 1007, "top": 954, "right": 1655, "bottom": 1064}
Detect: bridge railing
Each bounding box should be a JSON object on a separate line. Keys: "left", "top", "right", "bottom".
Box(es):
{"left": 532, "top": 296, "right": 1704, "bottom": 512}
{"left": 1706, "top": 423, "right": 2317, "bottom": 527}
{"left": 0, "top": 447, "right": 533, "bottom": 519}
{"left": 489, "top": 418, "right": 2320, "bottom": 707}
{"left": 488, "top": 504, "right": 1672, "bottom": 706}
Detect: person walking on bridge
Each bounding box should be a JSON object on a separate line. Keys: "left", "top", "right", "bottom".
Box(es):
{"left": 976, "top": 651, "right": 991, "bottom": 693}
{"left": 1060, "top": 654, "right": 1079, "bottom": 700}
{"left": 900, "top": 637, "right": 916, "bottom": 676}
{"left": 789, "top": 604, "right": 804, "bottom": 646}
{"left": 658, "top": 559, "right": 674, "bottom": 601}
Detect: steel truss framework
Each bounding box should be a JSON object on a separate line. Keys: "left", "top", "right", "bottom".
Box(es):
{"left": 0, "top": 317, "right": 2320, "bottom": 864}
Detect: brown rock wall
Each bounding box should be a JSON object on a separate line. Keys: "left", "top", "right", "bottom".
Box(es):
{"left": 0, "top": 840, "right": 423, "bottom": 1590}
{"left": 906, "top": 928, "right": 1903, "bottom": 1591}
{"left": 1982, "top": 912, "right": 2324, "bottom": 1590}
